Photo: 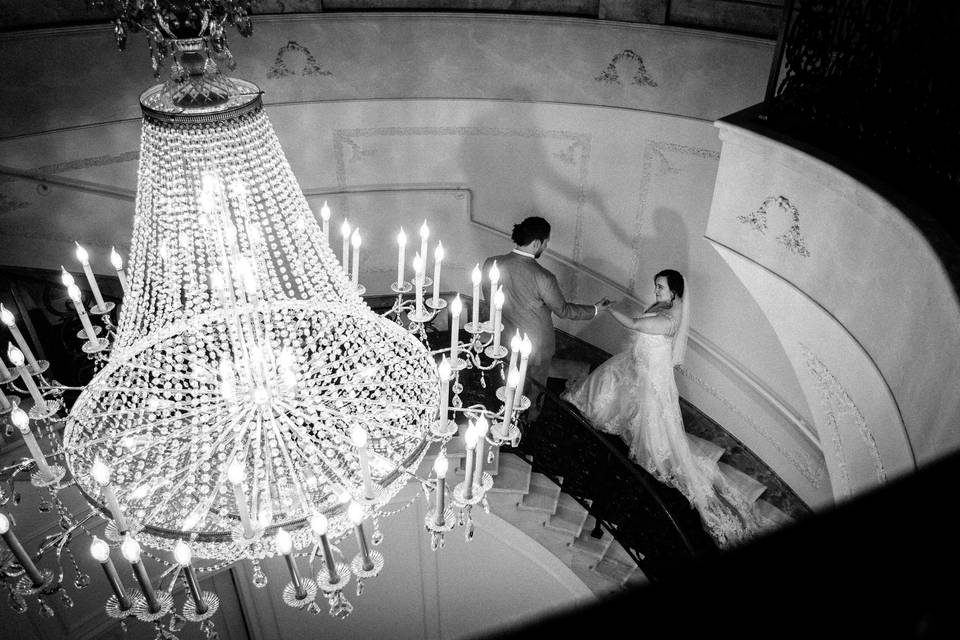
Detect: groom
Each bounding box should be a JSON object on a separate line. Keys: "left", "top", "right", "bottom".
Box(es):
{"left": 482, "top": 216, "right": 609, "bottom": 412}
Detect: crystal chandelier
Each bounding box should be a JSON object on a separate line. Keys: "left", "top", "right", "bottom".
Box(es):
{"left": 0, "top": 3, "right": 533, "bottom": 634}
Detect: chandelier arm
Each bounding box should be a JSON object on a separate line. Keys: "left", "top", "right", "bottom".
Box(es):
{"left": 279, "top": 397, "right": 425, "bottom": 441}
{"left": 112, "top": 358, "right": 223, "bottom": 384}
{"left": 263, "top": 411, "right": 313, "bottom": 515}
{"left": 133, "top": 405, "right": 256, "bottom": 524}
{"left": 62, "top": 400, "right": 239, "bottom": 463}
{"left": 269, "top": 403, "right": 355, "bottom": 492}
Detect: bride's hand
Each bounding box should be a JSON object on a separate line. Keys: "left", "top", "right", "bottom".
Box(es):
{"left": 595, "top": 297, "right": 615, "bottom": 311}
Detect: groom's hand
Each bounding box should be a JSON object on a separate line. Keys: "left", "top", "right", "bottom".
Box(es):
{"left": 594, "top": 297, "right": 614, "bottom": 310}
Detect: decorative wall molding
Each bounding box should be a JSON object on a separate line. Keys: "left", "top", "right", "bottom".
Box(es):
{"left": 800, "top": 342, "right": 886, "bottom": 486}
{"left": 332, "top": 126, "right": 591, "bottom": 265}
{"left": 630, "top": 140, "right": 720, "bottom": 293}
{"left": 0, "top": 190, "right": 29, "bottom": 215}
{"left": 594, "top": 50, "right": 658, "bottom": 87}
{"left": 267, "top": 40, "right": 333, "bottom": 79}
{"left": 737, "top": 195, "right": 811, "bottom": 257}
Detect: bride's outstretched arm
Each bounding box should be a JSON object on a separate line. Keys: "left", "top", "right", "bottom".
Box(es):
{"left": 608, "top": 308, "right": 674, "bottom": 335}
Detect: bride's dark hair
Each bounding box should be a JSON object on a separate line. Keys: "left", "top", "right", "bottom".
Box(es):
{"left": 655, "top": 269, "right": 685, "bottom": 299}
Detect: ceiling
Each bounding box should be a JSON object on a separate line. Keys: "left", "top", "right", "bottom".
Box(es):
{"left": 0, "top": 0, "right": 784, "bottom": 38}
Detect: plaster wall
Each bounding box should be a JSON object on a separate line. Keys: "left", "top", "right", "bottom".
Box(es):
{"left": 706, "top": 122, "right": 960, "bottom": 488}
{"left": 0, "top": 15, "right": 835, "bottom": 506}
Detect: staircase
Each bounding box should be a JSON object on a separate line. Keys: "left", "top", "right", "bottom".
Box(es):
{"left": 433, "top": 421, "right": 642, "bottom": 595}
{"left": 548, "top": 358, "right": 795, "bottom": 532}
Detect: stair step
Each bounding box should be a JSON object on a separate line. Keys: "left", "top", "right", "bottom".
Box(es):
{"left": 490, "top": 453, "right": 532, "bottom": 494}
{"left": 529, "top": 471, "right": 561, "bottom": 490}
{"left": 545, "top": 494, "right": 590, "bottom": 536}
{"left": 593, "top": 557, "right": 639, "bottom": 586}
{"left": 603, "top": 539, "right": 640, "bottom": 565}
{"left": 718, "top": 462, "right": 767, "bottom": 504}
{"left": 518, "top": 474, "right": 562, "bottom": 514}
{"left": 571, "top": 516, "right": 614, "bottom": 560}
{"left": 756, "top": 499, "right": 793, "bottom": 529}
{"left": 687, "top": 433, "right": 725, "bottom": 463}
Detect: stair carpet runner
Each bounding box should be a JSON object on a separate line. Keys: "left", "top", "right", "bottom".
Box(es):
{"left": 427, "top": 357, "right": 794, "bottom": 598}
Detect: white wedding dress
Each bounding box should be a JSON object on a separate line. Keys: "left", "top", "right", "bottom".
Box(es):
{"left": 562, "top": 308, "right": 764, "bottom": 547}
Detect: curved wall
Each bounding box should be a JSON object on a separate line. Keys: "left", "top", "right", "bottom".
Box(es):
{"left": 706, "top": 122, "right": 960, "bottom": 497}
{"left": 1, "top": 15, "right": 838, "bottom": 506}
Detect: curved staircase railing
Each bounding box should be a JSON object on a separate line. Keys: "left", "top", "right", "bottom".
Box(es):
{"left": 504, "top": 380, "right": 711, "bottom": 582}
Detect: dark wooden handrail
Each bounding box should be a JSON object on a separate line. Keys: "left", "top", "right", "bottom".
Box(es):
{"left": 528, "top": 378, "right": 698, "bottom": 558}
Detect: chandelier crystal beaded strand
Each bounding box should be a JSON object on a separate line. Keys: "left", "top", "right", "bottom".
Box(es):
{"left": 65, "top": 35, "right": 443, "bottom": 589}
{"left": 2, "top": 2, "right": 532, "bottom": 630}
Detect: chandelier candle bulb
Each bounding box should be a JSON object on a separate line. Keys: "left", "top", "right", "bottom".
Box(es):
{"left": 7, "top": 345, "right": 45, "bottom": 408}
{"left": 396, "top": 228, "right": 407, "bottom": 287}
{"left": 471, "top": 265, "right": 482, "bottom": 329}
{"left": 174, "top": 541, "right": 207, "bottom": 614}
{"left": 0, "top": 512, "right": 46, "bottom": 587}
{"left": 449, "top": 295, "right": 462, "bottom": 358}
{"left": 433, "top": 455, "right": 448, "bottom": 526}
{"left": 75, "top": 242, "right": 108, "bottom": 310}
{"left": 438, "top": 357, "right": 451, "bottom": 430}
{"left": 462, "top": 426, "right": 478, "bottom": 501}
{"left": 91, "top": 537, "right": 132, "bottom": 610}
{"left": 310, "top": 513, "right": 340, "bottom": 583}
{"left": 351, "top": 426, "right": 376, "bottom": 500}
{"left": 492, "top": 286, "right": 505, "bottom": 352}
{"left": 91, "top": 460, "right": 129, "bottom": 534}
{"left": 227, "top": 461, "right": 255, "bottom": 537}
{"left": 348, "top": 502, "right": 375, "bottom": 572}
{"left": 320, "top": 201, "right": 331, "bottom": 242}
{"left": 432, "top": 242, "right": 444, "bottom": 306}
{"left": 340, "top": 220, "right": 351, "bottom": 271}
{"left": 419, "top": 221, "right": 430, "bottom": 272}
{"left": 60, "top": 266, "right": 75, "bottom": 288}
{"left": 0, "top": 304, "right": 39, "bottom": 370}
{"left": 488, "top": 261, "right": 500, "bottom": 328}
{"left": 413, "top": 254, "right": 425, "bottom": 317}
{"left": 508, "top": 331, "right": 522, "bottom": 375}
{"left": 11, "top": 409, "right": 54, "bottom": 482}
{"left": 275, "top": 529, "right": 307, "bottom": 599}
{"left": 110, "top": 247, "right": 129, "bottom": 295}
{"left": 351, "top": 229, "right": 362, "bottom": 286}
{"left": 68, "top": 284, "right": 99, "bottom": 342}
{"left": 517, "top": 335, "right": 533, "bottom": 401}
{"left": 473, "top": 415, "right": 490, "bottom": 488}
{"left": 502, "top": 367, "right": 520, "bottom": 430}
{"left": 121, "top": 537, "right": 160, "bottom": 613}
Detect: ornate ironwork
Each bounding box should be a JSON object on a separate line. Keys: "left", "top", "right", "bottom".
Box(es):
{"left": 767, "top": 1, "right": 960, "bottom": 191}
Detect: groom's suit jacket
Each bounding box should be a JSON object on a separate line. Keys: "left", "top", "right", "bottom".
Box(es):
{"left": 482, "top": 250, "right": 595, "bottom": 384}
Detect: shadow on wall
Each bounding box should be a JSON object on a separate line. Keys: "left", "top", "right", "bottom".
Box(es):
{"left": 646, "top": 206, "right": 689, "bottom": 282}
{"left": 457, "top": 88, "right": 608, "bottom": 257}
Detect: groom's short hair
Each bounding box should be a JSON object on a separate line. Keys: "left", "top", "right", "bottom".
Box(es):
{"left": 512, "top": 217, "right": 551, "bottom": 246}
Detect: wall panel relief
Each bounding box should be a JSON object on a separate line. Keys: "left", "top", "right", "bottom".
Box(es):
{"left": 630, "top": 140, "right": 719, "bottom": 293}
{"left": 709, "top": 120, "right": 960, "bottom": 471}
{"left": 332, "top": 125, "right": 592, "bottom": 269}
{"left": 737, "top": 195, "right": 810, "bottom": 257}
{"left": 801, "top": 343, "right": 886, "bottom": 486}
{"left": 267, "top": 40, "right": 334, "bottom": 79}
{"left": 594, "top": 49, "right": 658, "bottom": 87}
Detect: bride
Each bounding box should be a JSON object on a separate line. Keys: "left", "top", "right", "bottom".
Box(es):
{"left": 562, "top": 269, "right": 762, "bottom": 547}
